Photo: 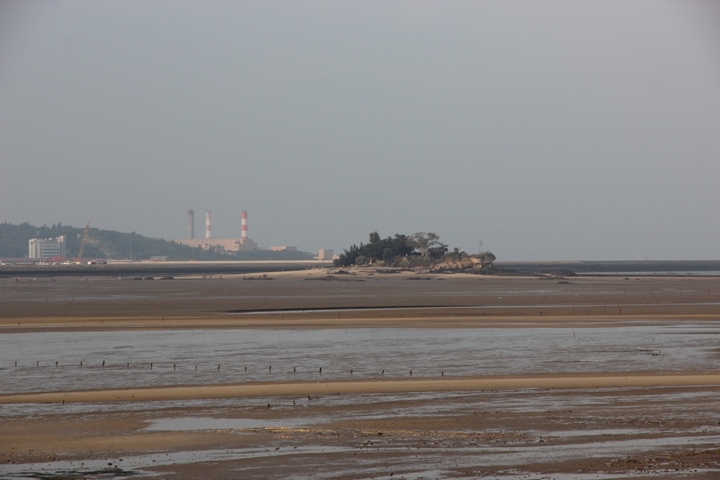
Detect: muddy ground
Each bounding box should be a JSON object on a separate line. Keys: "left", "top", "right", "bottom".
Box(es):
{"left": 1, "top": 271, "right": 720, "bottom": 479}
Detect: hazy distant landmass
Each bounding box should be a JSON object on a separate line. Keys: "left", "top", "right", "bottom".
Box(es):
{"left": 0, "top": 223, "right": 314, "bottom": 261}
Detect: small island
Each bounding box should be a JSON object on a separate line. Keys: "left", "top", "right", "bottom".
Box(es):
{"left": 334, "top": 231, "right": 496, "bottom": 273}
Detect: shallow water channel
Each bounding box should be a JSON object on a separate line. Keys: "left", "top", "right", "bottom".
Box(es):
{"left": 1, "top": 324, "right": 719, "bottom": 395}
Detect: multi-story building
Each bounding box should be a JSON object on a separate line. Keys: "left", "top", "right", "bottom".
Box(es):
{"left": 28, "top": 236, "right": 67, "bottom": 259}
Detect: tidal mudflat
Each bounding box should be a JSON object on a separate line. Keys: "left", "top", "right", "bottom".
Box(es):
{"left": 2, "top": 271, "right": 720, "bottom": 478}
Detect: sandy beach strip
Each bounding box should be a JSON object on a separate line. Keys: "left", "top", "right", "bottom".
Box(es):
{"left": 3, "top": 373, "right": 720, "bottom": 404}
{"left": 4, "top": 313, "right": 720, "bottom": 332}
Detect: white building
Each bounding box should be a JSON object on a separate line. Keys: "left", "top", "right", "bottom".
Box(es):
{"left": 317, "top": 249, "right": 334, "bottom": 260}
{"left": 28, "top": 236, "right": 67, "bottom": 259}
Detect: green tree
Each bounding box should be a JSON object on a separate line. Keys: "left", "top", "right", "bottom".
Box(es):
{"left": 334, "top": 232, "right": 418, "bottom": 267}
{"left": 411, "top": 232, "right": 447, "bottom": 258}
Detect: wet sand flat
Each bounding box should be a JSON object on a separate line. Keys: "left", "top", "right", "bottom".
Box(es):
{"left": 3, "top": 373, "right": 720, "bottom": 404}
{"left": 2, "top": 272, "right": 720, "bottom": 478}
{"left": 3, "top": 271, "right": 720, "bottom": 330}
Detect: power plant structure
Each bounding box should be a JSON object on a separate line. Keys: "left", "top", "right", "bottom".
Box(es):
{"left": 241, "top": 210, "right": 248, "bottom": 240}
{"left": 187, "top": 209, "right": 195, "bottom": 239}
{"left": 174, "top": 209, "right": 334, "bottom": 258}
{"left": 174, "top": 210, "right": 257, "bottom": 253}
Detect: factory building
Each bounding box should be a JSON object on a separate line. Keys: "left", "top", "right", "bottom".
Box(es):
{"left": 187, "top": 209, "right": 195, "bottom": 239}
{"left": 28, "top": 236, "right": 67, "bottom": 259}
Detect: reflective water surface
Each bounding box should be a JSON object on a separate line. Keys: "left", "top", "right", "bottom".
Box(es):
{"left": 1, "top": 324, "right": 719, "bottom": 394}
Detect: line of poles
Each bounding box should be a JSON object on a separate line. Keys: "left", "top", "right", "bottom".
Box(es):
{"left": 9, "top": 361, "right": 447, "bottom": 377}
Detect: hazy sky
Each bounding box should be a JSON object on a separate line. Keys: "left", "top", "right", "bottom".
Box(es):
{"left": 2, "top": 1, "right": 719, "bottom": 260}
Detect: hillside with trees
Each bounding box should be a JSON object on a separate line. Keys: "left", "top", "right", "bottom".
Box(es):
{"left": 0, "top": 222, "right": 313, "bottom": 261}
{"left": 335, "top": 231, "right": 496, "bottom": 272}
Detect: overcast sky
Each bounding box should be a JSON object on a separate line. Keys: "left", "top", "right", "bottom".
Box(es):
{"left": 1, "top": 1, "right": 719, "bottom": 260}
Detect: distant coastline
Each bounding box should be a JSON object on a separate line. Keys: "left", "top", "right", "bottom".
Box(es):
{"left": 495, "top": 260, "right": 720, "bottom": 275}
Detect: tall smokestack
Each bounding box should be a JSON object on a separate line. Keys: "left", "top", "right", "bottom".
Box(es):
{"left": 205, "top": 211, "right": 212, "bottom": 239}
{"left": 187, "top": 209, "right": 195, "bottom": 239}
{"left": 241, "top": 211, "right": 248, "bottom": 239}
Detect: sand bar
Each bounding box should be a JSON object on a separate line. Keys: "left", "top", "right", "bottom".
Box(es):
{"left": 3, "top": 373, "right": 720, "bottom": 404}
{"left": 4, "top": 274, "right": 720, "bottom": 330}
{"left": 5, "top": 313, "right": 720, "bottom": 333}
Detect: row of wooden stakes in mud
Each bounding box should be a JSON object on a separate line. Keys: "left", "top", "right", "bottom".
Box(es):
{"left": 10, "top": 361, "right": 448, "bottom": 376}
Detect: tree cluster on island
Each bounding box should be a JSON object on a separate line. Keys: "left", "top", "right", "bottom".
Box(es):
{"left": 334, "top": 231, "right": 496, "bottom": 271}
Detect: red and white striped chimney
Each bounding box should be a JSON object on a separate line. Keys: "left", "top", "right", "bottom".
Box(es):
{"left": 241, "top": 211, "right": 248, "bottom": 239}
{"left": 205, "top": 211, "right": 212, "bottom": 239}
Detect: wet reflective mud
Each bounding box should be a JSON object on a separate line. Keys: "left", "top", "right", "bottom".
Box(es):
{"left": 2, "top": 324, "right": 720, "bottom": 395}
{"left": 3, "top": 275, "right": 720, "bottom": 478}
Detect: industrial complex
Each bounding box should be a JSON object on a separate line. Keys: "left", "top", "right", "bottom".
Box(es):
{"left": 174, "top": 210, "right": 258, "bottom": 253}
{"left": 173, "top": 209, "right": 333, "bottom": 259}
